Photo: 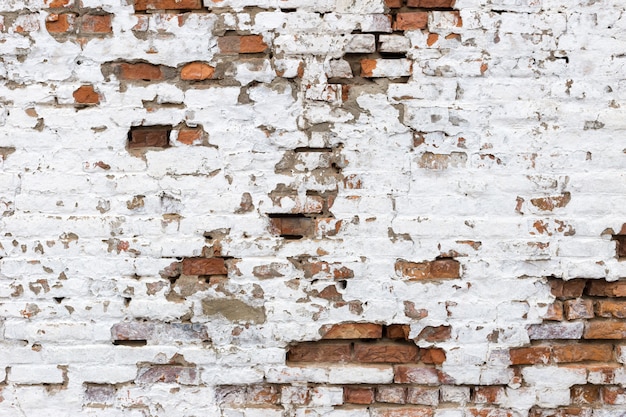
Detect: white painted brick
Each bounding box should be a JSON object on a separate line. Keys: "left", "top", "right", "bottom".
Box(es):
{"left": 9, "top": 365, "right": 65, "bottom": 384}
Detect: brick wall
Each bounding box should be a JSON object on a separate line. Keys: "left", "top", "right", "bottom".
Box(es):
{"left": 1, "top": 0, "right": 626, "bottom": 415}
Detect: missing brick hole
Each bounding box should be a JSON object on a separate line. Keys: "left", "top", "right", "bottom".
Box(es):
{"left": 612, "top": 234, "right": 626, "bottom": 259}
{"left": 294, "top": 147, "right": 333, "bottom": 153}
{"left": 123, "top": 297, "right": 132, "bottom": 307}
{"left": 113, "top": 339, "right": 147, "bottom": 347}
{"left": 128, "top": 125, "right": 172, "bottom": 149}
{"left": 338, "top": 280, "right": 347, "bottom": 289}
{"left": 53, "top": 297, "right": 64, "bottom": 304}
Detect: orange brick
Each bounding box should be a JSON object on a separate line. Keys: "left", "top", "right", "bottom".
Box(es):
{"left": 269, "top": 216, "right": 314, "bottom": 237}
{"left": 182, "top": 257, "right": 227, "bottom": 275}
{"left": 73, "top": 85, "right": 100, "bottom": 105}
{"left": 134, "top": 0, "right": 202, "bottom": 11}
{"left": 45, "top": 13, "right": 75, "bottom": 33}
{"left": 81, "top": 14, "right": 112, "bottom": 34}
{"left": 354, "top": 343, "right": 419, "bottom": 363}
{"left": 583, "top": 320, "right": 626, "bottom": 339}
{"left": 322, "top": 323, "right": 383, "bottom": 339}
{"left": 287, "top": 342, "right": 351, "bottom": 362}
{"left": 551, "top": 344, "right": 613, "bottom": 363}
{"left": 386, "top": 324, "right": 411, "bottom": 340}
{"left": 509, "top": 346, "right": 551, "bottom": 365}
{"left": 394, "top": 12, "right": 428, "bottom": 31}
{"left": 601, "top": 386, "right": 626, "bottom": 405}
{"left": 181, "top": 62, "right": 215, "bottom": 80}
{"left": 420, "top": 348, "right": 446, "bottom": 364}
{"left": 177, "top": 127, "right": 203, "bottom": 144}
{"left": 344, "top": 387, "right": 375, "bottom": 404}
{"left": 473, "top": 386, "right": 505, "bottom": 404}
{"left": 394, "top": 365, "right": 440, "bottom": 384}
{"left": 118, "top": 63, "right": 163, "bottom": 81}
{"left": 595, "top": 300, "right": 626, "bottom": 318}
{"left": 218, "top": 35, "right": 267, "bottom": 54}
{"left": 544, "top": 301, "right": 564, "bottom": 321}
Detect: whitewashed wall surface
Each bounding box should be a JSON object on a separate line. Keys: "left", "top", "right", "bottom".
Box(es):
{"left": 1, "top": 0, "right": 626, "bottom": 416}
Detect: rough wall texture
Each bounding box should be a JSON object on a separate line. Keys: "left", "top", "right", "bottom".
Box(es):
{"left": 1, "top": 0, "right": 626, "bottom": 416}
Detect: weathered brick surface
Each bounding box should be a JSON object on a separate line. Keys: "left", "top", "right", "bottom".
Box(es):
{"left": 2, "top": 0, "right": 626, "bottom": 415}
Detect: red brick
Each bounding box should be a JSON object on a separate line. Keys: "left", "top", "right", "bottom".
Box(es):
{"left": 550, "top": 279, "right": 587, "bottom": 299}
{"left": 395, "top": 259, "right": 460, "bottom": 280}
{"left": 530, "top": 193, "right": 572, "bottom": 211}
{"left": 269, "top": 216, "right": 314, "bottom": 237}
{"left": 551, "top": 344, "right": 613, "bottom": 363}
{"left": 543, "top": 301, "right": 564, "bottom": 321}
{"left": 287, "top": 342, "right": 351, "bottom": 362}
{"left": 371, "top": 407, "right": 434, "bottom": 417}
{"left": 586, "top": 280, "right": 626, "bottom": 297}
{"left": 247, "top": 385, "right": 280, "bottom": 405}
{"left": 344, "top": 387, "right": 375, "bottom": 404}
{"left": 182, "top": 257, "right": 227, "bottom": 275}
{"left": 128, "top": 126, "right": 171, "bottom": 148}
{"left": 134, "top": 0, "right": 202, "bottom": 11}
{"left": 218, "top": 35, "right": 267, "bottom": 54}
{"left": 321, "top": 323, "right": 383, "bottom": 339}
{"left": 571, "top": 385, "right": 599, "bottom": 405}
{"left": 394, "top": 12, "right": 429, "bottom": 31}
{"left": 394, "top": 365, "right": 439, "bottom": 384}
{"left": 595, "top": 300, "right": 626, "bottom": 318}
{"left": 584, "top": 321, "right": 626, "bottom": 339}
{"left": 563, "top": 299, "right": 594, "bottom": 320}
{"left": 354, "top": 343, "right": 419, "bottom": 363}
{"left": 509, "top": 346, "right": 551, "bottom": 365}
{"left": 376, "top": 386, "right": 407, "bottom": 404}
{"left": 177, "top": 127, "right": 203, "bottom": 144}
{"left": 45, "top": 13, "right": 75, "bottom": 33}
{"left": 118, "top": 63, "right": 163, "bottom": 81}
{"left": 81, "top": 14, "right": 112, "bottom": 34}
{"left": 385, "top": 0, "right": 403, "bottom": 7}
{"left": 473, "top": 386, "right": 505, "bottom": 404}
{"left": 73, "top": 85, "right": 100, "bottom": 105}
{"left": 420, "top": 348, "right": 446, "bottom": 364}
{"left": 180, "top": 62, "right": 215, "bottom": 81}
{"left": 386, "top": 324, "right": 411, "bottom": 340}
{"left": 407, "top": 0, "right": 455, "bottom": 7}
{"left": 416, "top": 325, "right": 451, "bottom": 342}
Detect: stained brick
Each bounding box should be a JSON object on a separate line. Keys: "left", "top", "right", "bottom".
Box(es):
{"left": 396, "top": 259, "right": 460, "bottom": 280}
{"left": 354, "top": 343, "right": 419, "bottom": 363}
{"left": 473, "top": 386, "right": 505, "bottom": 404}
{"left": 586, "top": 280, "right": 626, "bottom": 297}
{"left": 528, "top": 322, "right": 584, "bottom": 340}
{"left": 269, "top": 216, "right": 314, "bottom": 237}
{"left": 544, "top": 301, "right": 564, "bottom": 321}
{"left": 571, "top": 385, "right": 600, "bottom": 405}
{"left": 394, "top": 365, "right": 440, "bottom": 384}
{"left": 551, "top": 344, "right": 613, "bottom": 363}
{"left": 563, "top": 299, "right": 594, "bottom": 320}
{"left": 376, "top": 386, "right": 407, "bottom": 404}
{"left": 45, "top": 13, "right": 75, "bottom": 33}
{"left": 509, "top": 346, "right": 551, "bottom": 365}
{"left": 406, "top": 387, "right": 439, "bottom": 406}
{"left": 416, "top": 325, "right": 451, "bottom": 342}
{"left": 371, "top": 407, "right": 434, "bottom": 417}
{"left": 601, "top": 386, "right": 626, "bottom": 405}
{"left": 287, "top": 342, "right": 351, "bottom": 362}
{"left": 135, "top": 365, "right": 198, "bottom": 385}
{"left": 344, "top": 387, "right": 375, "bottom": 404}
